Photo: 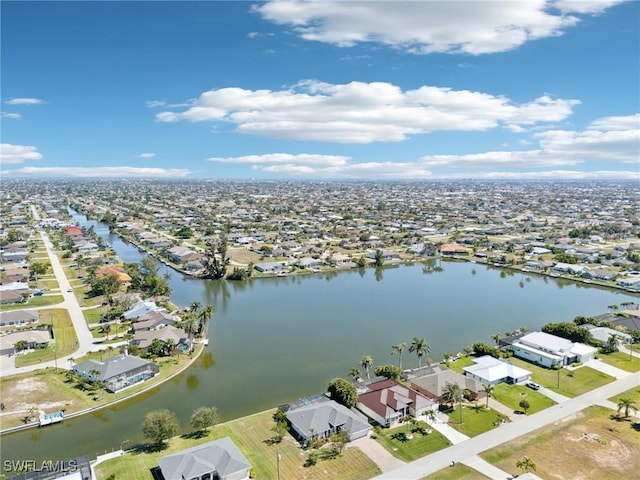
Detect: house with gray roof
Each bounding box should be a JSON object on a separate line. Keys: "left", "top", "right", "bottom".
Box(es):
{"left": 285, "top": 397, "right": 371, "bottom": 444}
{"left": 407, "top": 364, "right": 484, "bottom": 402}
{"left": 73, "top": 354, "right": 159, "bottom": 392}
{"left": 0, "top": 309, "right": 38, "bottom": 328}
{"left": 156, "top": 436, "right": 251, "bottom": 480}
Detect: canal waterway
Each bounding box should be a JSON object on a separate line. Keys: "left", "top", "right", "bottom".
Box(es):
{"left": 1, "top": 211, "right": 637, "bottom": 465}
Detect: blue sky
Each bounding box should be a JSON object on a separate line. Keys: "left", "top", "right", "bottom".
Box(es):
{"left": 1, "top": 0, "right": 638, "bottom": 180}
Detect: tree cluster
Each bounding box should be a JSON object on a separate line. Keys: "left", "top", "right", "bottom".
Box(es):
{"left": 542, "top": 322, "right": 593, "bottom": 344}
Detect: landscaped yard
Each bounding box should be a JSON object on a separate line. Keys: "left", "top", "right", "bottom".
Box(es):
{"left": 422, "top": 464, "right": 490, "bottom": 480}
{"left": 446, "top": 405, "right": 505, "bottom": 437}
{"left": 95, "top": 409, "right": 380, "bottom": 480}
{"left": 14, "top": 309, "right": 78, "bottom": 367}
{"left": 481, "top": 406, "right": 640, "bottom": 480}
{"left": 508, "top": 357, "right": 614, "bottom": 397}
{"left": 445, "top": 356, "right": 474, "bottom": 374}
{"left": 598, "top": 349, "right": 640, "bottom": 372}
{"left": 373, "top": 421, "right": 451, "bottom": 462}
{"left": 492, "top": 383, "right": 555, "bottom": 415}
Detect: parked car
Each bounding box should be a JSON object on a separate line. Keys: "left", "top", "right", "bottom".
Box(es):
{"left": 526, "top": 381, "right": 541, "bottom": 390}
{"left": 66, "top": 287, "right": 73, "bottom": 292}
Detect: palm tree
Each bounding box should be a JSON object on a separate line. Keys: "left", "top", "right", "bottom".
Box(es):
{"left": 361, "top": 355, "right": 373, "bottom": 381}
{"left": 183, "top": 315, "right": 200, "bottom": 353}
{"left": 483, "top": 384, "right": 495, "bottom": 408}
{"left": 442, "top": 352, "right": 452, "bottom": 365}
{"left": 348, "top": 368, "right": 361, "bottom": 383}
{"left": 189, "top": 301, "right": 202, "bottom": 313}
{"left": 617, "top": 398, "right": 638, "bottom": 418}
{"left": 391, "top": 342, "right": 407, "bottom": 370}
{"left": 516, "top": 456, "right": 537, "bottom": 474}
{"left": 409, "top": 337, "right": 430, "bottom": 369}
{"left": 491, "top": 333, "right": 501, "bottom": 346}
{"left": 442, "top": 382, "right": 462, "bottom": 409}
{"left": 198, "top": 304, "right": 214, "bottom": 336}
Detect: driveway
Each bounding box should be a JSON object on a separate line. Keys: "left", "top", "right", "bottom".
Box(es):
{"left": 349, "top": 435, "right": 405, "bottom": 473}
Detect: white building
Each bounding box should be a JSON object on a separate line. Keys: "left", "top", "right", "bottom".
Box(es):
{"left": 510, "top": 331, "right": 597, "bottom": 368}
{"left": 463, "top": 355, "right": 531, "bottom": 386}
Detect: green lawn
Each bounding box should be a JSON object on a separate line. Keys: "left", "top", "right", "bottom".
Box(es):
{"left": 597, "top": 350, "right": 640, "bottom": 372}
{"left": 492, "top": 383, "right": 555, "bottom": 414}
{"left": 422, "top": 464, "right": 490, "bottom": 480}
{"left": 373, "top": 422, "right": 451, "bottom": 462}
{"left": 446, "top": 405, "right": 504, "bottom": 437}
{"left": 95, "top": 409, "right": 380, "bottom": 480}
{"left": 508, "top": 357, "right": 614, "bottom": 397}
{"left": 446, "top": 356, "right": 475, "bottom": 374}
{"left": 609, "top": 385, "right": 640, "bottom": 406}
{"left": 15, "top": 309, "right": 78, "bottom": 367}
{"left": 0, "top": 295, "right": 64, "bottom": 311}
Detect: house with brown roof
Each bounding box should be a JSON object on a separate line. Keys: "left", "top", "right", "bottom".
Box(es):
{"left": 356, "top": 379, "right": 436, "bottom": 427}
{"left": 439, "top": 243, "right": 469, "bottom": 255}
{"left": 95, "top": 266, "right": 132, "bottom": 283}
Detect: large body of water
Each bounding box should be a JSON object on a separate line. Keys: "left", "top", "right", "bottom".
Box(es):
{"left": 1, "top": 211, "right": 637, "bottom": 465}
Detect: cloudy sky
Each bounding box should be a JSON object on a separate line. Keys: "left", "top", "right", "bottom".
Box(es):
{"left": 1, "top": 0, "right": 638, "bottom": 179}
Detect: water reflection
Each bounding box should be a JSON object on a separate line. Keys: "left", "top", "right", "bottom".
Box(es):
{"left": 200, "top": 351, "right": 215, "bottom": 369}
{"left": 186, "top": 374, "right": 200, "bottom": 391}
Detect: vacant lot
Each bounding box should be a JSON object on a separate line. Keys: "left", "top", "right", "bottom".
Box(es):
{"left": 95, "top": 409, "right": 380, "bottom": 480}
{"left": 227, "top": 247, "right": 262, "bottom": 266}
{"left": 446, "top": 405, "right": 505, "bottom": 437}
{"left": 598, "top": 350, "right": 640, "bottom": 372}
{"left": 423, "top": 464, "right": 489, "bottom": 480}
{"left": 373, "top": 423, "right": 451, "bottom": 462}
{"left": 481, "top": 406, "right": 640, "bottom": 480}
{"left": 493, "top": 383, "right": 555, "bottom": 415}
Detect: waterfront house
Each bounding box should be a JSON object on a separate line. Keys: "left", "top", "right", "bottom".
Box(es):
{"left": 582, "top": 324, "right": 632, "bottom": 346}
{"left": 253, "top": 261, "right": 289, "bottom": 274}
{"left": 156, "top": 436, "right": 251, "bottom": 480}
{"left": 439, "top": 244, "right": 469, "bottom": 256}
{"left": 132, "top": 325, "right": 189, "bottom": 352}
{"left": 463, "top": 356, "right": 531, "bottom": 386}
{"left": 407, "top": 364, "right": 484, "bottom": 402}
{"left": 285, "top": 396, "right": 371, "bottom": 443}
{"left": 132, "top": 310, "right": 178, "bottom": 331}
{"left": 357, "top": 379, "right": 436, "bottom": 427}
{"left": 0, "top": 309, "right": 38, "bottom": 328}
{"left": 509, "top": 331, "right": 597, "bottom": 368}
{"left": 122, "top": 299, "right": 161, "bottom": 320}
{"left": 73, "top": 354, "right": 159, "bottom": 392}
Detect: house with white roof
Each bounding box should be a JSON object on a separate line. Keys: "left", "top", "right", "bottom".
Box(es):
{"left": 583, "top": 325, "right": 632, "bottom": 346}
{"left": 509, "top": 331, "right": 597, "bottom": 368}
{"left": 463, "top": 356, "right": 531, "bottom": 386}
{"left": 122, "top": 299, "right": 162, "bottom": 320}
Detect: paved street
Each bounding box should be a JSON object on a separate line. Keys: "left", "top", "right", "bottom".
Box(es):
{"left": 373, "top": 372, "right": 640, "bottom": 479}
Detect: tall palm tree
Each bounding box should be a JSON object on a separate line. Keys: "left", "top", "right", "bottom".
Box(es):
{"left": 409, "top": 337, "right": 430, "bottom": 369}
{"left": 515, "top": 457, "right": 537, "bottom": 474}
{"left": 198, "top": 304, "right": 214, "bottom": 336}
{"left": 361, "top": 355, "right": 373, "bottom": 381}
{"left": 183, "top": 315, "right": 200, "bottom": 353}
{"left": 348, "top": 368, "right": 361, "bottom": 383}
{"left": 442, "top": 382, "right": 462, "bottom": 409}
{"left": 189, "top": 301, "right": 202, "bottom": 313}
{"left": 391, "top": 342, "right": 407, "bottom": 370}
{"left": 491, "top": 333, "right": 501, "bottom": 345}
{"left": 483, "top": 384, "right": 495, "bottom": 408}
{"left": 617, "top": 398, "right": 638, "bottom": 418}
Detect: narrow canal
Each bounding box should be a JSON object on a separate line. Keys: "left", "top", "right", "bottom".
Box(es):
{"left": 1, "top": 210, "right": 637, "bottom": 466}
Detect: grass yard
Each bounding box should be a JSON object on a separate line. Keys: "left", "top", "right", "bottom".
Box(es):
{"left": 508, "top": 357, "right": 614, "bottom": 397}
{"left": 446, "top": 405, "right": 504, "bottom": 437}
{"left": 492, "top": 383, "right": 555, "bottom": 415}
{"left": 446, "top": 356, "right": 474, "bottom": 374}
{"left": 609, "top": 385, "right": 640, "bottom": 406}
{"left": 0, "top": 295, "right": 64, "bottom": 311}
{"left": 373, "top": 422, "right": 451, "bottom": 462}
{"left": 481, "top": 406, "right": 640, "bottom": 480}
{"left": 422, "top": 464, "right": 490, "bottom": 480}
{"left": 95, "top": 409, "right": 380, "bottom": 480}
{"left": 227, "top": 247, "right": 262, "bottom": 266}
{"left": 15, "top": 309, "right": 78, "bottom": 367}
{"left": 597, "top": 350, "right": 640, "bottom": 372}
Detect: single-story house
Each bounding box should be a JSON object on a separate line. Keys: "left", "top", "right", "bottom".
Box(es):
{"left": 582, "top": 268, "right": 617, "bottom": 282}
{"left": 122, "top": 299, "right": 161, "bottom": 320}
{"left": 463, "top": 356, "right": 531, "bottom": 386}
{"left": 132, "top": 310, "right": 178, "bottom": 331}
{"left": 253, "top": 261, "right": 289, "bottom": 274}
{"left": 76, "top": 241, "right": 99, "bottom": 253}
{"left": 73, "top": 354, "right": 159, "bottom": 392}
{"left": 552, "top": 263, "right": 588, "bottom": 275}
{"left": 408, "top": 365, "right": 484, "bottom": 401}
{"left": 294, "top": 257, "right": 324, "bottom": 269}
{"left": 439, "top": 244, "right": 469, "bottom": 256}
{"left": 95, "top": 266, "right": 132, "bottom": 283}
{"left": 132, "top": 326, "right": 189, "bottom": 351}
{"left": 583, "top": 324, "right": 632, "bottom": 346}
{"left": 366, "top": 250, "right": 400, "bottom": 261}
{"left": 0, "top": 290, "right": 25, "bottom": 305}
{"left": 0, "top": 329, "right": 51, "bottom": 356}
{"left": 509, "top": 331, "right": 597, "bottom": 367}
{"left": 285, "top": 397, "right": 371, "bottom": 443}
{"left": 156, "top": 436, "right": 251, "bottom": 480}
{"left": 0, "top": 309, "right": 38, "bottom": 328}
{"left": 357, "top": 379, "right": 436, "bottom": 427}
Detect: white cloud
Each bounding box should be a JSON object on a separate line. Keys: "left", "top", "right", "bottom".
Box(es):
{"left": 139, "top": 152, "right": 156, "bottom": 159}
{"left": 4, "top": 98, "right": 45, "bottom": 105}
{"left": 158, "top": 80, "right": 579, "bottom": 143}
{"left": 253, "top": 0, "right": 623, "bottom": 55}
{"left": 2, "top": 166, "right": 192, "bottom": 178}
{"left": 419, "top": 113, "right": 640, "bottom": 168}
{"left": 441, "top": 170, "right": 639, "bottom": 180}
{"left": 0, "top": 144, "right": 43, "bottom": 164}
{"left": 207, "top": 153, "right": 349, "bottom": 167}
{"left": 1, "top": 112, "right": 22, "bottom": 119}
